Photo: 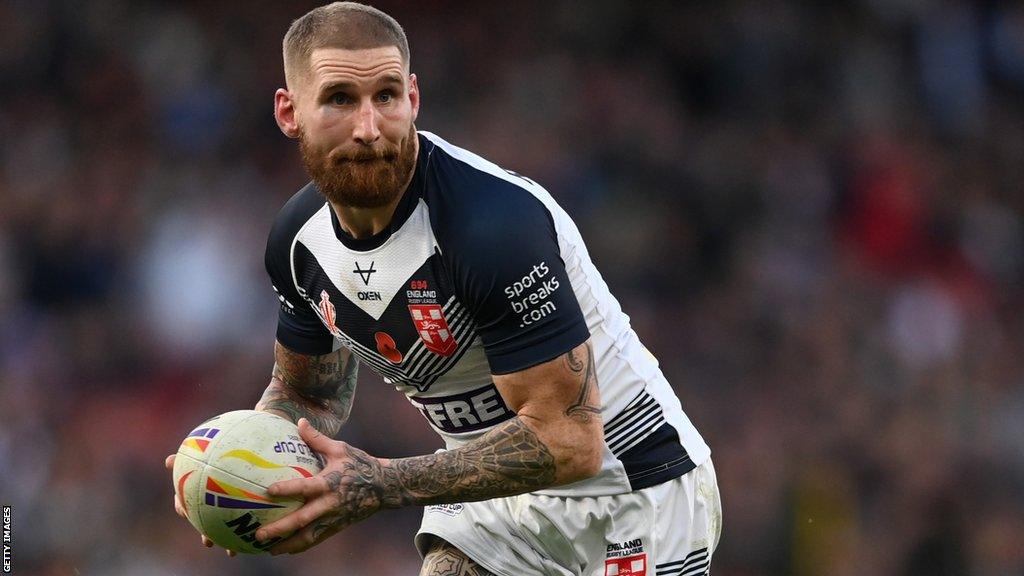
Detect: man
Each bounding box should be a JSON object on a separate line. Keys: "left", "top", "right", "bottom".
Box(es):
{"left": 166, "top": 3, "right": 721, "bottom": 574}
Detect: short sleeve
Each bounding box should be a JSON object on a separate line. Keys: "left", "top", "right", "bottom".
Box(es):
{"left": 265, "top": 212, "right": 335, "bottom": 356}
{"left": 442, "top": 189, "right": 590, "bottom": 374}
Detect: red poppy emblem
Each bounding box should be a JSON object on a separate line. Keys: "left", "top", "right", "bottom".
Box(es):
{"left": 375, "top": 331, "right": 404, "bottom": 363}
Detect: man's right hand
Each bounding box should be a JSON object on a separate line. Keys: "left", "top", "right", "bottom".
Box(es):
{"left": 165, "top": 454, "right": 237, "bottom": 558}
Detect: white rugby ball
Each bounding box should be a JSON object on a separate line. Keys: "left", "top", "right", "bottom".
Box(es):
{"left": 172, "top": 410, "right": 324, "bottom": 553}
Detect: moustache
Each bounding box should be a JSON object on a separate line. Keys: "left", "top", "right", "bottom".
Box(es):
{"left": 330, "top": 149, "right": 399, "bottom": 164}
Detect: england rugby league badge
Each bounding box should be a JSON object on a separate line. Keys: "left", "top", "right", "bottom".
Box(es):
{"left": 407, "top": 279, "right": 457, "bottom": 356}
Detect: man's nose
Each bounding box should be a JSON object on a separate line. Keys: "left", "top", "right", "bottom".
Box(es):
{"left": 353, "top": 100, "right": 381, "bottom": 145}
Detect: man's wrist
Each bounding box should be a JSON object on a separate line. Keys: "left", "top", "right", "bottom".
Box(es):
{"left": 371, "top": 458, "right": 411, "bottom": 510}
{"left": 255, "top": 384, "right": 345, "bottom": 438}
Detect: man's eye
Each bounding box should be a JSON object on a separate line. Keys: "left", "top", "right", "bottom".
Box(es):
{"left": 377, "top": 91, "right": 393, "bottom": 103}
{"left": 330, "top": 93, "right": 351, "bottom": 105}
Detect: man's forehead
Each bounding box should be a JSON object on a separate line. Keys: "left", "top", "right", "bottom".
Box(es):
{"left": 309, "top": 46, "right": 407, "bottom": 80}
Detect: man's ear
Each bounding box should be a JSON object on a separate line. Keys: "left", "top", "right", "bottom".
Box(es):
{"left": 274, "top": 88, "right": 300, "bottom": 139}
{"left": 409, "top": 73, "right": 420, "bottom": 123}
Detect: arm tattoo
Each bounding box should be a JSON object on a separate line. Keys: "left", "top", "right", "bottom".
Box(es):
{"left": 564, "top": 342, "right": 602, "bottom": 423}
{"left": 312, "top": 416, "right": 556, "bottom": 521}
{"left": 255, "top": 342, "right": 359, "bottom": 438}
{"left": 421, "top": 538, "right": 495, "bottom": 576}
{"left": 306, "top": 343, "right": 600, "bottom": 529}
{"left": 389, "top": 416, "right": 556, "bottom": 506}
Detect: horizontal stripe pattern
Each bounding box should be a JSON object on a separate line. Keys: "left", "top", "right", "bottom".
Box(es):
{"left": 657, "top": 547, "right": 709, "bottom": 576}
{"left": 604, "top": 388, "right": 666, "bottom": 455}
{"left": 618, "top": 422, "right": 695, "bottom": 490}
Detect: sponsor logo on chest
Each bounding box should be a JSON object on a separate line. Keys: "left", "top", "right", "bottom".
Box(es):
{"left": 409, "top": 384, "right": 513, "bottom": 433}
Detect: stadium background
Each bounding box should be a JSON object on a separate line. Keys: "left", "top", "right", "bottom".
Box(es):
{"left": 2, "top": 0, "right": 1023, "bottom": 574}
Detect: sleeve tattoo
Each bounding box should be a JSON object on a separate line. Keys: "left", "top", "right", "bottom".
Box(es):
{"left": 306, "top": 343, "right": 601, "bottom": 533}
{"left": 304, "top": 415, "right": 556, "bottom": 535}
{"left": 255, "top": 341, "right": 359, "bottom": 438}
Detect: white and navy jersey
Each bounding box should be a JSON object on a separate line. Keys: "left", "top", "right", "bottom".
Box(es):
{"left": 265, "top": 131, "right": 710, "bottom": 496}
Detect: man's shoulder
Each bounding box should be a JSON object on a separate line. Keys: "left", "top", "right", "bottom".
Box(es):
{"left": 421, "top": 131, "right": 542, "bottom": 198}
{"left": 267, "top": 181, "right": 327, "bottom": 249}
{"left": 419, "top": 132, "right": 560, "bottom": 245}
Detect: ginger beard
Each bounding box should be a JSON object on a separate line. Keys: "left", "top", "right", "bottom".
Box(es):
{"left": 299, "top": 123, "right": 417, "bottom": 209}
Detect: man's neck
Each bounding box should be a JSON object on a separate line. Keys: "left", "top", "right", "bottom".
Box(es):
{"left": 330, "top": 199, "right": 404, "bottom": 239}
{"left": 330, "top": 137, "right": 419, "bottom": 239}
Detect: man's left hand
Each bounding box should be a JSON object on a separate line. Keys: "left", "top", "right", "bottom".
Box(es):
{"left": 255, "top": 418, "right": 390, "bottom": 555}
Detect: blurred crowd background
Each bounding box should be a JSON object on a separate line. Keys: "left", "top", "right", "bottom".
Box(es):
{"left": 2, "top": 0, "right": 1023, "bottom": 574}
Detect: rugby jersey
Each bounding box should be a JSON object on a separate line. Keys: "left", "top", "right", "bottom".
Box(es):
{"left": 265, "top": 131, "right": 710, "bottom": 496}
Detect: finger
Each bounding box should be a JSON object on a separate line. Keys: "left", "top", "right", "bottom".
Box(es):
{"left": 297, "top": 418, "right": 334, "bottom": 452}
{"left": 268, "top": 518, "right": 346, "bottom": 556}
{"left": 256, "top": 495, "right": 337, "bottom": 542}
{"left": 266, "top": 475, "right": 327, "bottom": 499}
{"left": 165, "top": 454, "right": 176, "bottom": 470}
{"left": 267, "top": 528, "right": 314, "bottom": 556}
{"left": 173, "top": 495, "right": 185, "bottom": 519}
{"left": 202, "top": 535, "right": 236, "bottom": 557}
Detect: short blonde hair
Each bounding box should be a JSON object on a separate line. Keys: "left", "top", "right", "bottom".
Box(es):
{"left": 283, "top": 2, "right": 410, "bottom": 88}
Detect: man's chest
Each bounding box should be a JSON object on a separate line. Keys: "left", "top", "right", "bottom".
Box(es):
{"left": 291, "top": 203, "right": 477, "bottom": 391}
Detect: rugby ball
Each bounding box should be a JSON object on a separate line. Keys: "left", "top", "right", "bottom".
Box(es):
{"left": 172, "top": 410, "right": 324, "bottom": 553}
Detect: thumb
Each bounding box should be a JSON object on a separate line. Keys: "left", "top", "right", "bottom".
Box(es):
{"left": 297, "top": 418, "right": 332, "bottom": 451}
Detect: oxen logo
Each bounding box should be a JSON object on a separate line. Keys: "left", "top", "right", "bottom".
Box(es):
{"left": 409, "top": 304, "right": 457, "bottom": 356}
{"left": 318, "top": 290, "right": 342, "bottom": 337}
{"left": 353, "top": 261, "right": 377, "bottom": 285}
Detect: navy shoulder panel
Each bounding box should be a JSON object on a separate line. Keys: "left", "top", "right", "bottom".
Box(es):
{"left": 419, "top": 134, "right": 590, "bottom": 374}
{"left": 266, "top": 182, "right": 327, "bottom": 253}
{"left": 265, "top": 182, "right": 335, "bottom": 355}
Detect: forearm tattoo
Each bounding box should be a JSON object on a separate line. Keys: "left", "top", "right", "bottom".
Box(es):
{"left": 564, "top": 342, "right": 601, "bottom": 423}
{"left": 302, "top": 344, "right": 602, "bottom": 536}
{"left": 307, "top": 415, "right": 556, "bottom": 530}
{"left": 255, "top": 342, "right": 359, "bottom": 438}
{"left": 390, "top": 416, "right": 557, "bottom": 506}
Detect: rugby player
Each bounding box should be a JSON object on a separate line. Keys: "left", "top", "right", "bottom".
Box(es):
{"left": 166, "top": 3, "right": 721, "bottom": 574}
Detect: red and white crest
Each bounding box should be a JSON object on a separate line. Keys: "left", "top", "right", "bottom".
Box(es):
{"left": 409, "top": 304, "right": 457, "bottom": 356}
{"left": 605, "top": 555, "right": 647, "bottom": 576}
{"left": 318, "top": 290, "right": 342, "bottom": 337}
